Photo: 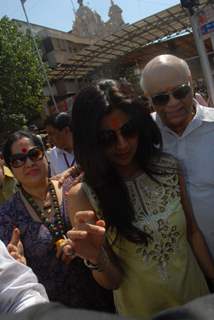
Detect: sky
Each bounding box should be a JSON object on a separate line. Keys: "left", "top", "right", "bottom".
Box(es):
{"left": 1, "top": 0, "right": 180, "bottom": 32}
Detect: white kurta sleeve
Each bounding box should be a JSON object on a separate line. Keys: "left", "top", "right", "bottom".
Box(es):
{"left": 0, "top": 240, "right": 49, "bottom": 313}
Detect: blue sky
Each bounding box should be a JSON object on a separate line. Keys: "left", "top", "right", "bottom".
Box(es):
{"left": 1, "top": 0, "right": 180, "bottom": 32}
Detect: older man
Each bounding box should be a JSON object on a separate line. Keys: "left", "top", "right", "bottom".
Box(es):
{"left": 141, "top": 54, "right": 214, "bottom": 257}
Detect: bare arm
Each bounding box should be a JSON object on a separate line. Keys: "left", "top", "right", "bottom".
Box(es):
{"left": 179, "top": 174, "right": 214, "bottom": 279}
{"left": 66, "top": 183, "right": 123, "bottom": 289}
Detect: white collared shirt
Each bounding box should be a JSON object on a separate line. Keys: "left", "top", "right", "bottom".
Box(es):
{"left": 0, "top": 240, "right": 48, "bottom": 313}
{"left": 153, "top": 102, "right": 214, "bottom": 257}
{"left": 47, "top": 147, "right": 75, "bottom": 177}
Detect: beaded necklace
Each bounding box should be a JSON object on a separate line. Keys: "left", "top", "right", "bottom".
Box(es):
{"left": 21, "top": 180, "right": 66, "bottom": 243}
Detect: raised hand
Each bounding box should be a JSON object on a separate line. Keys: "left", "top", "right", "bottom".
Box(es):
{"left": 7, "top": 228, "right": 26, "bottom": 265}
{"left": 67, "top": 210, "right": 106, "bottom": 265}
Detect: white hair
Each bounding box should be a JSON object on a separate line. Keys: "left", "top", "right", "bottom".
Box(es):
{"left": 140, "top": 54, "right": 191, "bottom": 94}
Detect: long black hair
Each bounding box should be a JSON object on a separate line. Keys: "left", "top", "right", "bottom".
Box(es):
{"left": 72, "top": 79, "right": 163, "bottom": 245}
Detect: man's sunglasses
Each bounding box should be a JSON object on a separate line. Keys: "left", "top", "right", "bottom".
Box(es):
{"left": 98, "top": 119, "right": 138, "bottom": 148}
{"left": 150, "top": 82, "right": 191, "bottom": 106}
{"left": 10, "top": 147, "right": 44, "bottom": 168}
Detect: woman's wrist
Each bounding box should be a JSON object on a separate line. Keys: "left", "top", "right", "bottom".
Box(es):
{"left": 84, "top": 246, "right": 110, "bottom": 273}
{"left": 83, "top": 259, "right": 103, "bottom": 272}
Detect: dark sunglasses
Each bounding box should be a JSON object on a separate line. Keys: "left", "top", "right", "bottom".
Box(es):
{"left": 151, "top": 82, "right": 191, "bottom": 106}
{"left": 10, "top": 147, "right": 44, "bottom": 168}
{"left": 98, "top": 119, "right": 138, "bottom": 148}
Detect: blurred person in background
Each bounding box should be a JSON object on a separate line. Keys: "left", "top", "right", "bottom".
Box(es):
{"left": 0, "top": 151, "right": 17, "bottom": 205}
{"left": 45, "top": 113, "right": 75, "bottom": 177}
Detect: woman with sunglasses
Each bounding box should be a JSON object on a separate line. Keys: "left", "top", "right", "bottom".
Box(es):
{"left": 66, "top": 79, "right": 214, "bottom": 318}
{"left": 0, "top": 130, "right": 114, "bottom": 312}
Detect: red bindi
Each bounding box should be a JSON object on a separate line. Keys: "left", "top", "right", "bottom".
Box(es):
{"left": 110, "top": 118, "right": 121, "bottom": 130}
{"left": 21, "top": 148, "right": 28, "bottom": 153}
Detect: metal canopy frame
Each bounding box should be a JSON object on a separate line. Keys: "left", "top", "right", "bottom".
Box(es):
{"left": 49, "top": 1, "right": 207, "bottom": 80}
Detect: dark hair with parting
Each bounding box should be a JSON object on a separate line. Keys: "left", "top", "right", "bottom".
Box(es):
{"left": 44, "top": 112, "right": 72, "bottom": 131}
{"left": 3, "top": 130, "right": 44, "bottom": 169}
{"left": 72, "top": 79, "right": 163, "bottom": 245}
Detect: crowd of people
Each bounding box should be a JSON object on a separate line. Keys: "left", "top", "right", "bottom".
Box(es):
{"left": 0, "top": 54, "right": 214, "bottom": 319}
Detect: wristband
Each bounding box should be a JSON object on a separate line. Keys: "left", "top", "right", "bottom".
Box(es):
{"left": 83, "top": 246, "right": 109, "bottom": 272}
{"left": 83, "top": 259, "right": 103, "bottom": 272}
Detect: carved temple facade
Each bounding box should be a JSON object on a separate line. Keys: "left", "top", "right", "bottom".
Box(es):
{"left": 14, "top": 0, "right": 213, "bottom": 113}
{"left": 14, "top": 0, "right": 126, "bottom": 112}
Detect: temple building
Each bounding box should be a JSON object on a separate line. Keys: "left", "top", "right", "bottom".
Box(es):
{"left": 15, "top": 0, "right": 126, "bottom": 112}
{"left": 14, "top": 0, "right": 214, "bottom": 112}
{"left": 71, "top": 0, "right": 125, "bottom": 39}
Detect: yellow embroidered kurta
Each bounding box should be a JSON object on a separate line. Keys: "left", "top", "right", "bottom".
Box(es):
{"left": 83, "top": 155, "right": 209, "bottom": 318}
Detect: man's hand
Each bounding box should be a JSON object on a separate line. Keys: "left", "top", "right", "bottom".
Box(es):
{"left": 7, "top": 228, "right": 26, "bottom": 265}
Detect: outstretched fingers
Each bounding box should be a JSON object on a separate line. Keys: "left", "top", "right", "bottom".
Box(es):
{"left": 74, "top": 210, "right": 97, "bottom": 225}
{"left": 9, "top": 227, "right": 21, "bottom": 246}
{"left": 7, "top": 228, "right": 26, "bottom": 265}
{"left": 67, "top": 224, "right": 105, "bottom": 240}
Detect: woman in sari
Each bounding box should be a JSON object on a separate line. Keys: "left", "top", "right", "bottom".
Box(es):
{"left": 0, "top": 130, "right": 114, "bottom": 312}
